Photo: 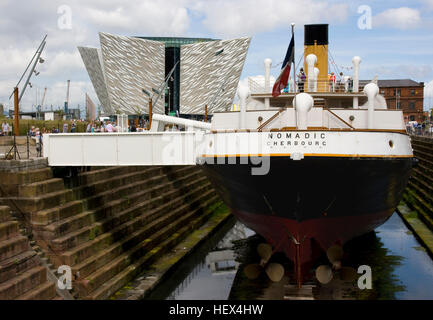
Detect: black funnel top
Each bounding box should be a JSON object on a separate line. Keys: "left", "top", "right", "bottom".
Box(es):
{"left": 304, "top": 24, "right": 329, "bottom": 46}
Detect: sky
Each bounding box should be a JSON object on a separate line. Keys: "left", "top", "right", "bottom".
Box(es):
{"left": 0, "top": 0, "right": 432, "bottom": 114}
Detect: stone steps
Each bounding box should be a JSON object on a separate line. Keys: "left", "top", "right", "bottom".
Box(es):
{"left": 28, "top": 166, "right": 195, "bottom": 227}
{"left": 43, "top": 169, "right": 205, "bottom": 247}
{"left": 32, "top": 200, "right": 84, "bottom": 226}
{"left": 71, "top": 166, "right": 163, "bottom": 200}
{"left": 8, "top": 189, "right": 74, "bottom": 213}
{"left": 0, "top": 265, "right": 46, "bottom": 300}
{"left": 0, "top": 163, "right": 220, "bottom": 300}
{"left": 0, "top": 206, "right": 11, "bottom": 223}
{"left": 411, "top": 142, "right": 433, "bottom": 155}
{"left": 417, "top": 163, "right": 433, "bottom": 179}
{"left": 403, "top": 187, "right": 433, "bottom": 230}
{"left": 0, "top": 235, "right": 29, "bottom": 261}
{"left": 0, "top": 205, "right": 58, "bottom": 300}
{"left": 77, "top": 190, "right": 217, "bottom": 297}
{"left": 79, "top": 166, "right": 197, "bottom": 212}
{"left": 16, "top": 280, "right": 57, "bottom": 300}
{"left": 411, "top": 170, "right": 433, "bottom": 200}
{"left": 65, "top": 166, "right": 146, "bottom": 187}
{"left": 61, "top": 181, "right": 214, "bottom": 267}
{"left": 413, "top": 149, "right": 433, "bottom": 164}
{"left": 87, "top": 196, "right": 220, "bottom": 300}
{"left": 19, "top": 178, "right": 65, "bottom": 198}
{"left": 0, "top": 220, "right": 19, "bottom": 241}
{"left": 0, "top": 167, "right": 53, "bottom": 185}
{"left": 0, "top": 250, "right": 39, "bottom": 283}
{"left": 46, "top": 173, "right": 208, "bottom": 242}
{"left": 71, "top": 184, "right": 215, "bottom": 279}
{"left": 407, "top": 181, "right": 433, "bottom": 210}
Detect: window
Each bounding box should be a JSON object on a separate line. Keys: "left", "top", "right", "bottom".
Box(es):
{"left": 396, "top": 102, "right": 401, "bottom": 109}
{"left": 411, "top": 89, "right": 415, "bottom": 96}
{"left": 396, "top": 89, "right": 401, "bottom": 96}
{"left": 409, "top": 102, "right": 415, "bottom": 110}
{"left": 380, "top": 90, "right": 385, "bottom": 95}
{"left": 409, "top": 115, "right": 415, "bottom": 121}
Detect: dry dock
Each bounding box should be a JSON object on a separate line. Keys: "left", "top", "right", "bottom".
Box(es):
{"left": 0, "top": 134, "right": 432, "bottom": 300}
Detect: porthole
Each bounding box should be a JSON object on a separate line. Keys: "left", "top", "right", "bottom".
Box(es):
{"left": 389, "top": 140, "right": 394, "bottom": 148}
{"left": 258, "top": 116, "right": 263, "bottom": 122}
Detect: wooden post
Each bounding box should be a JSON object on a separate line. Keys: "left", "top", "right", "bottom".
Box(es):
{"left": 14, "top": 87, "right": 19, "bottom": 136}
{"left": 147, "top": 99, "right": 153, "bottom": 130}
{"left": 204, "top": 104, "right": 208, "bottom": 123}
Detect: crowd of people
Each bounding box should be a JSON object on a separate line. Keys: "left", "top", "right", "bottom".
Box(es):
{"left": 406, "top": 121, "right": 433, "bottom": 136}
{"left": 282, "top": 69, "right": 354, "bottom": 93}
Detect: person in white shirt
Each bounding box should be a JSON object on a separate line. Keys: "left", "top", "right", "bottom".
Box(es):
{"left": 2, "top": 122, "right": 9, "bottom": 136}
{"left": 105, "top": 122, "right": 114, "bottom": 132}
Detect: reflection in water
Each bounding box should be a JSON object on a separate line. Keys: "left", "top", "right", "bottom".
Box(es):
{"left": 165, "top": 223, "right": 254, "bottom": 300}
{"left": 151, "top": 213, "right": 433, "bottom": 300}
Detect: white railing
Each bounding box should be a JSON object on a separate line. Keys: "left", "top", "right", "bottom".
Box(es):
{"left": 248, "top": 77, "right": 366, "bottom": 94}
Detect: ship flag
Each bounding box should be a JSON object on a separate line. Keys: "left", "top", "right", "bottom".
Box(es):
{"left": 272, "top": 35, "right": 294, "bottom": 97}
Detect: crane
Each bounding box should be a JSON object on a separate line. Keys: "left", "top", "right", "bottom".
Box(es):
{"left": 65, "top": 80, "right": 70, "bottom": 114}
{"left": 41, "top": 87, "right": 47, "bottom": 108}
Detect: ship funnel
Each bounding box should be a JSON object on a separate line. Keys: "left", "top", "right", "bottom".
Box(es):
{"left": 304, "top": 24, "right": 328, "bottom": 92}
{"left": 363, "top": 82, "right": 379, "bottom": 129}
{"left": 306, "top": 54, "right": 317, "bottom": 92}
{"left": 294, "top": 93, "right": 314, "bottom": 130}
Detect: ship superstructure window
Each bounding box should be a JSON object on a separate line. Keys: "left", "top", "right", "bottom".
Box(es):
{"left": 411, "top": 89, "right": 415, "bottom": 96}
{"left": 409, "top": 102, "right": 415, "bottom": 110}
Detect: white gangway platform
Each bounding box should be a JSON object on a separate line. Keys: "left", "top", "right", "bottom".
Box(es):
{"left": 43, "top": 132, "right": 200, "bottom": 166}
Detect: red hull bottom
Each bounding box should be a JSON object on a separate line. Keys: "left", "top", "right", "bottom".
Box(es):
{"left": 233, "top": 209, "right": 394, "bottom": 284}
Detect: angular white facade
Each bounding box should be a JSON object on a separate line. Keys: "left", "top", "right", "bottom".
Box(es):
{"left": 180, "top": 37, "right": 250, "bottom": 114}
{"left": 99, "top": 32, "right": 165, "bottom": 114}
{"left": 78, "top": 46, "right": 113, "bottom": 114}
{"left": 78, "top": 34, "right": 250, "bottom": 116}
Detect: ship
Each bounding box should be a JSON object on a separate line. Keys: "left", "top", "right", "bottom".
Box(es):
{"left": 72, "top": 25, "right": 415, "bottom": 288}
{"left": 196, "top": 24, "right": 415, "bottom": 286}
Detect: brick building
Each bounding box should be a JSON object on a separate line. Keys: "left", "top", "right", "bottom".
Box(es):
{"left": 374, "top": 79, "right": 424, "bottom": 123}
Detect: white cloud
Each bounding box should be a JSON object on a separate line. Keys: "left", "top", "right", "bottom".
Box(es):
{"left": 422, "top": 0, "right": 433, "bottom": 10}
{"left": 41, "top": 51, "right": 84, "bottom": 77}
{"left": 191, "top": 0, "right": 348, "bottom": 37}
{"left": 82, "top": 0, "right": 190, "bottom": 36}
{"left": 374, "top": 7, "right": 421, "bottom": 30}
{"left": 371, "top": 64, "right": 432, "bottom": 80}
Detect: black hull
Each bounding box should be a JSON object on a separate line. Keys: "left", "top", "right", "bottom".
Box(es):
{"left": 200, "top": 156, "right": 413, "bottom": 280}
{"left": 201, "top": 156, "right": 412, "bottom": 222}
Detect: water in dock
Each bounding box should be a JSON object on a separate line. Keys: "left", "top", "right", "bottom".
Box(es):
{"left": 146, "top": 212, "right": 433, "bottom": 300}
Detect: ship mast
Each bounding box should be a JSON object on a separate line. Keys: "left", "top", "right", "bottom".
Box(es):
{"left": 291, "top": 23, "right": 297, "bottom": 128}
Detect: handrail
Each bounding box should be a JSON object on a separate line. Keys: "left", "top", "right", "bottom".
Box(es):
{"left": 257, "top": 108, "right": 285, "bottom": 132}
{"left": 324, "top": 107, "right": 355, "bottom": 130}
